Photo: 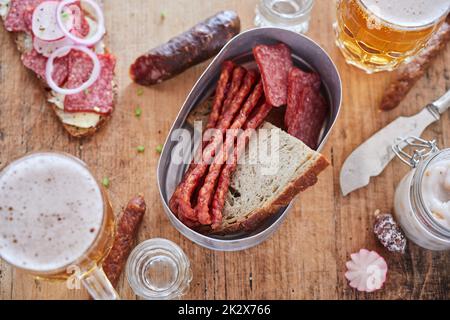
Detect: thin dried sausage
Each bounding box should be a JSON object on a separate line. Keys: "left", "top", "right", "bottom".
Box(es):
{"left": 380, "top": 18, "right": 450, "bottom": 111}
{"left": 174, "top": 71, "right": 257, "bottom": 222}
{"left": 212, "top": 102, "right": 272, "bottom": 228}
{"left": 194, "top": 81, "right": 264, "bottom": 225}
{"left": 206, "top": 61, "right": 236, "bottom": 130}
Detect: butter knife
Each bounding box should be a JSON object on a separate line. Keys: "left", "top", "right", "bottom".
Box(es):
{"left": 340, "top": 90, "right": 450, "bottom": 196}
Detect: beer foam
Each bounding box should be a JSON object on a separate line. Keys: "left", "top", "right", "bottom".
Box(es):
{"left": 361, "top": 0, "right": 449, "bottom": 27}
{"left": 0, "top": 153, "right": 104, "bottom": 272}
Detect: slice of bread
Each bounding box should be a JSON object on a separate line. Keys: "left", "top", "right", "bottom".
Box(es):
{"left": 217, "top": 122, "right": 329, "bottom": 234}
{"left": 186, "top": 99, "right": 329, "bottom": 235}
{"left": 2, "top": 0, "right": 115, "bottom": 138}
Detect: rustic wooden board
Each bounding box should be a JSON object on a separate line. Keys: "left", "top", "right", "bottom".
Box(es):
{"left": 0, "top": 0, "right": 448, "bottom": 300}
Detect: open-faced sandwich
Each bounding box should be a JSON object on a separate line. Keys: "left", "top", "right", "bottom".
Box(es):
{"left": 1, "top": 0, "right": 116, "bottom": 138}
{"left": 170, "top": 43, "right": 330, "bottom": 235}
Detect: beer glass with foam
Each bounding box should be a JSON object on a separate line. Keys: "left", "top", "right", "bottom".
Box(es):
{"left": 335, "top": 0, "right": 450, "bottom": 73}
{"left": 0, "top": 152, "right": 117, "bottom": 299}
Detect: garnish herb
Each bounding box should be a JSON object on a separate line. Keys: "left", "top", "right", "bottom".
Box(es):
{"left": 160, "top": 11, "right": 166, "bottom": 20}
{"left": 102, "top": 177, "right": 110, "bottom": 188}
{"left": 135, "top": 106, "right": 142, "bottom": 118}
{"left": 137, "top": 145, "right": 145, "bottom": 153}
{"left": 137, "top": 87, "right": 144, "bottom": 96}
{"left": 156, "top": 144, "right": 163, "bottom": 154}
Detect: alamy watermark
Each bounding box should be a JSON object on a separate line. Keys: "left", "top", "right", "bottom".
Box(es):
{"left": 170, "top": 121, "right": 281, "bottom": 176}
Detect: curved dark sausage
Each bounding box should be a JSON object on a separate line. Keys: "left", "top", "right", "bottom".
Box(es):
{"left": 103, "top": 195, "right": 146, "bottom": 288}
{"left": 130, "top": 11, "right": 241, "bottom": 85}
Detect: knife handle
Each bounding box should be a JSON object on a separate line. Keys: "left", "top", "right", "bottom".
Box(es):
{"left": 433, "top": 90, "right": 450, "bottom": 114}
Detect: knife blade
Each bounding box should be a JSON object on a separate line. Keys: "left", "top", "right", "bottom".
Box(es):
{"left": 340, "top": 90, "right": 450, "bottom": 196}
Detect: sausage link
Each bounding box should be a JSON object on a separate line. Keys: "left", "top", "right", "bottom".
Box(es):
{"left": 130, "top": 11, "right": 240, "bottom": 85}
{"left": 103, "top": 195, "right": 146, "bottom": 288}
{"left": 169, "top": 63, "right": 239, "bottom": 215}
{"left": 244, "top": 102, "right": 273, "bottom": 130}
{"left": 206, "top": 61, "right": 236, "bottom": 130}
{"left": 380, "top": 19, "right": 450, "bottom": 111}
{"left": 174, "top": 71, "right": 257, "bottom": 223}
{"left": 218, "top": 66, "right": 246, "bottom": 121}
{"left": 212, "top": 102, "right": 273, "bottom": 228}
{"left": 189, "top": 65, "right": 245, "bottom": 167}
{"left": 194, "top": 81, "right": 264, "bottom": 225}
{"left": 195, "top": 131, "right": 236, "bottom": 225}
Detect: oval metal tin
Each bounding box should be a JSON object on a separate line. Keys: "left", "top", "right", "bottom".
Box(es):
{"left": 157, "top": 27, "right": 342, "bottom": 251}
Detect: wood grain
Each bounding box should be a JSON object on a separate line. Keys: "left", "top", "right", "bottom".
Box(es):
{"left": 0, "top": 0, "right": 449, "bottom": 300}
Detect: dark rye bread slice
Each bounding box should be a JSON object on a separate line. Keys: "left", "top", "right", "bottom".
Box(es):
{"left": 186, "top": 100, "right": 330, "bottom": 235}
{"left": 2, "top": 0, "right": 115, "bottom": 138}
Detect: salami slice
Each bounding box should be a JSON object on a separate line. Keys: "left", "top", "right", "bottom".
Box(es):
{"left": 285, "top": 68, "right": 321, "bottom": 130}
{"left": 21, "top": 49, "right": 69, "bottom": 86}
{"left": 4, "top": 0, "right": 44, "bottom": 32}
{"left": 64, "top": 51, "right": 116, "bottom": 114}
{"left": 22, "top": 6, "right": 34, "bottom": 32}
{"left": 286, "top": 68, "right": 327, "bottom": 149}
{"left": 253, "top": 43, "right": 293, "bottom": 107}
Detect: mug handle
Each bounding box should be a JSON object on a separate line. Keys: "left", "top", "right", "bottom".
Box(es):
{"left": 80, "top": 265, "right": 119, "bottom": 300}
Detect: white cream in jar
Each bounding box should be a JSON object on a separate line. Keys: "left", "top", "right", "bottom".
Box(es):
{"left": 421, "top": 160, "right": 450, "bottom": 229}
{"left": 394, "top": 148, "right": 450, "bottom": 251}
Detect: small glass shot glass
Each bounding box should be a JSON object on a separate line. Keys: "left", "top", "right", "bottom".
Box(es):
{"left": 126, "top": 238, "right": 193, "bottom": 300}
{"left": 254, "top": 0, "right": 315, "bottom": 34}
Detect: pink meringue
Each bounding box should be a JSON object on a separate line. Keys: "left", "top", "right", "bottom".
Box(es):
{"left": 345, "top": 249, "right": 388, "bottom": 292}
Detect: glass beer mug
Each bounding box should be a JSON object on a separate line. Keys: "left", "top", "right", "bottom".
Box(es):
{"left": 0, "top": 152, "right": 118, "bottom": 299}
{"left": 334, "top": 0, "right": 450, "bottom": 73}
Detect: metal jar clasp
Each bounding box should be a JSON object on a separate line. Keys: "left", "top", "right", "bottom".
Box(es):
{"left": 392, "top": 136, "right": 439, "bottom": 168}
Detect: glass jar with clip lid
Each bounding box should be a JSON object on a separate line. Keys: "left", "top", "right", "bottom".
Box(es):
{"left": 393, "top": 137, "right": 450, "bottom": 251}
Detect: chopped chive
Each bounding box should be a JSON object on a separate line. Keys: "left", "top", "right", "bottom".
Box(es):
{"left": 137, "top": 87, "right": 144, "bottom": 96}
{"left": 156, "top": 144, "right": 163, "bottom": 154}
{"left": 61, "top": 12, "right": 70, "bottom": 19}
{"left": 137, "top": 145, "right": 145, "bottom": 153}
{"left": 160, "top": 11, "right": 166, "bottom": 20}
{"left": 102, "top": 177, "right": 110, "bottom": 188}
{"left": 134, "top": 106, "right": 142, "bottom": 118}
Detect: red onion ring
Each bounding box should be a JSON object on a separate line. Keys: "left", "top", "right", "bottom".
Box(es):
{"left": 56, "top": 0, "right": 105, "bottom": 46}
{"left": 45, "top": 45, "right": 100, "bottom": 95}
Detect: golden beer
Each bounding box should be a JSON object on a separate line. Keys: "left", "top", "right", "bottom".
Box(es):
{"left": 335, "top": 0, "right": 449, "bottom": 73}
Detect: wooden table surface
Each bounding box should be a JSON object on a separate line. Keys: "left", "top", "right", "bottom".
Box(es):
{"left": 0, "top": 0, "right": 449, "bottom": 300}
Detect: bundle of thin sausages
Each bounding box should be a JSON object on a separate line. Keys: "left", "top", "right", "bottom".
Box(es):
{"left": 169, "top": 61, "right": 272, "bottom": 230}
{"left": 380, "top": 15, "right": 450, "bottom": 111}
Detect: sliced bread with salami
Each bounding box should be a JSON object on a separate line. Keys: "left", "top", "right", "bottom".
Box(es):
{"left": 1, "top": 0, "right": 116, "bottom": 138}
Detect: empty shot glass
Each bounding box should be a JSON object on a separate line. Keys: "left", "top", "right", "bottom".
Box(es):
{"left": 254, "top": 0, "right": 315, "bottom": 34}
{"left": 126, "top": 238, "right": 192, "bottom": 300}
